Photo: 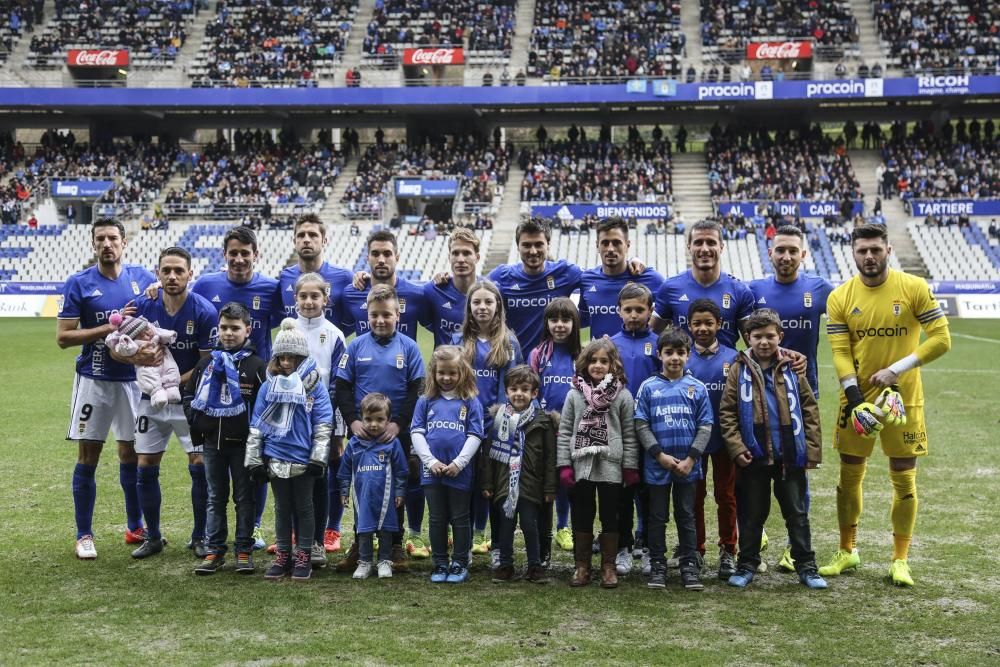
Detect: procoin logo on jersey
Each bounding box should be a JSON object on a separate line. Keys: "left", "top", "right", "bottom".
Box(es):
{"left": 804, "top": 292, "right": 813, "bottom": 308}
{"left": 396, "top": 353, "right": 404, "bottom": 369}
{"left": 546, "top": 276, "right": 555, "bottom": 290}
{"left": 252, "top": 296, "right": 260, "bottom": 310}
{"left": 186, "top": 320, "right": 194, "bottom": 335}
{"left": 131, "top": 281, "right": 140, "bottom": 295}
{"left": 722, "top": 293, "right": 732, "bottom": 309}
{"left": 399, "top": 298, "right": 407, "bottom": 313}
{"left": 644, "top": 342, "right": 653, "bottom": 355}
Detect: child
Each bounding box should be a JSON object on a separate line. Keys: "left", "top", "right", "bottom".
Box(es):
{"left": 684, "top": 298, "right": 741, "bottom": 580}
{"left": 411, "top": 346, "right": 484, "bottom": 584}
{"left": 338, "top": 393, "right": 408, "bottom": 580}
{"left": 293, "top": 272, "right": 347, "bottom": 569}
{"left": 106, "top": 313, "right": 180, "bottom": 409}
{"left": 528, "top": 297, "right": 581, "bottom": 560}
{"left": 718, "top": 308, "right": 826, "bottom": 589}
{"left": 454, "top": 280, "right": 522, "bottom": 565}
{"left": 609, "top": 283, "right": 660, "bottom": 576}
{"left": 634, "top": 328, "right": 714, "bottom": 591}
{"left": 245, "top": 319, "right": 334, "bottom": 582}
{"left": 556, "top": 338, "right": 639, "bottom": 589}
{"left": 481, "top": 365, "right": 556, "bottom": 584}
{"left": 185, "top": 302, "right": 267, "bottom": 575}
{"left": 334, "top": 285, "right": 425, "bottom": 573}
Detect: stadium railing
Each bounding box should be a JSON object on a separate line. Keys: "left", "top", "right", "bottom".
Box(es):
{"left": 164, "top": 201, "right": 320, "bottom": 220}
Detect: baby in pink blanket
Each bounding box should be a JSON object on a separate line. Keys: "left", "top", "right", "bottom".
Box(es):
{"left": 106, "top": 313, "right": 181, "bottom": 409}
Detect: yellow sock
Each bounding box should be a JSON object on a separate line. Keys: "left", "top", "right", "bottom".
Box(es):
{"left": 836, "top": 462, "right": 867, "bottom": 551}
{"left": 890, "top": 468, "right": 918, "bottom": 561}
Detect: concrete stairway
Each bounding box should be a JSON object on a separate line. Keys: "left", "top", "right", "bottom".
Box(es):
{"left": 847, "top": 0, "right": 886, "bottom": 71}
{"left": 506, "top": 0, "right": 536, "bottom": 77}
{"left": 670, "top": 151, "right": 714, "bottom": 225}
{"left": 679, "top": 0, "right": 703, "bottom": 66}
{"left": 130, "top": 8, "right": 214, "bottom": 88}
{"left": 318, "top": 158, "right": 361, "bottom": 227}
{"left": 483, "top": 165, "right": 524, "bottom": 271}
{"left": 335, "top": 0, "right": 377, "bottom": 87}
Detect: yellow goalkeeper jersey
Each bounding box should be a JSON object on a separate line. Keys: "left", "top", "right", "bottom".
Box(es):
{"left": 826, "top": 269, "right": 950, "bottom": 406}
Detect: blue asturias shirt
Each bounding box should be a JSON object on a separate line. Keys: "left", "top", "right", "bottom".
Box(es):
{"left": 58, "top": 264, "right": 156, "bottom": 381}
{"left": 653, "top": 270, "right": 755, "bottom": 348}
{"left": 192, "top": 271, "right": 281, "bottom": 360}
{"left": 488, "top": 259, "right": 582, "bottom": 352}
{"left": 579, "top": 266, "right": 665, "bottom": 340}
{"left": 634, "top": 372, "right": 713, "bottom": 485}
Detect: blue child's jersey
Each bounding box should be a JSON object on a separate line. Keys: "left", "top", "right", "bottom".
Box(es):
{"left": 634, "top": 372, "right": 714, "bottom": 485}
{"left": 579, "top": 266, "right": 665, "bottom": 340}
{"left": 336, "top": 332, "right": 426, "bottom": 422}
{"left": 277, "top": 262, "right": 353, "bottom": 329}
{"left": 337, "top": 436, "right": 408, "bottom": 533}
{"left": 748, "top": 273, "right": 832, "bottom": 396}
{"left": 685, "top": 342, "right": 740, "bottom": 454}
{"left": 653, "top": 270, "right": 755, "bottom": 348}
{"left": 134, "top": 291, "right": 218, "bottom": 376}
{"left": 192, "top": 271, "right": 281, "bottom": 360}
{"left": 610, "top": 327, "right": 660, "bottom": 397}
{"left": 424, "top": 279, "right": 467, "bottom": 347}
{"left": 454, "top": 333, "right": 523, "bottom": 433}
{"left": 58, "top": 264, "right": 156, "bottom": 381}
{"left": 530, "top": 343, "right": 576, "bottom": 412}
{"left": 488, "top": 259, "right": 581, "bottom": 352}
{"left": 411, "top": 395, "right": 485, "bottom": 491}
{"left": 341, "top": 277, "right": 431, "bottom": 340}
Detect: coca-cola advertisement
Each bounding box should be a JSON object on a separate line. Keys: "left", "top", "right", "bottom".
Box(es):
{"left": 67, "top": 49, "right": 130, "bottom": 68}
{"left": 403, "top": 48, "right": 465, "bottom": 66}
{"left": 746, "top": 41, "right": 812, "bottom": 60}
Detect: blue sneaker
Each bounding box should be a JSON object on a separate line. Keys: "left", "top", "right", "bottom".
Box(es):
{"left": 430, "top": 565, "right": 449, "bottom": 583}
{"left": 799, "top": 569, "right": 828, "bottom": 590}
{"left": 445, "top": 563, "right": 469, "bottom": 583}
{"left": 728, "top": 567, "right": 755, "bottom": 588}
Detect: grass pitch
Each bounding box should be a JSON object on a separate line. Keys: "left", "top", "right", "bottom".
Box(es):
{"left": 1, "top": 317, "right": 998, "bottom": 666}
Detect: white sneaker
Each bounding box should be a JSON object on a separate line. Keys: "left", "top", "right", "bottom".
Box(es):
{"left": 640, "top": 549, "right": 652, "bottom": 576}
{"left": 490, "top": 548, "right": 501, "bottom": 570}
{"left": 615, "top": 548, "right": 632, "bottom": 576}
{"left": 377, "top": 559, "right": 393, "bottom": 579}
{"left": 353, "top": 560, "right": 373, "bottom": 580}
{"left": 75, "top": 535, "right": 97, "bottom": 560}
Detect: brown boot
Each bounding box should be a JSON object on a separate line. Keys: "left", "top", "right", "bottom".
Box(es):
{"left": 335, "top": 540, "right": 359, "bottom": 572}
{"left": 599, "top": 533, "right": 619, "bottom": 589}
{"left": 570, "top": 532, "right": 594, "bottom": 587}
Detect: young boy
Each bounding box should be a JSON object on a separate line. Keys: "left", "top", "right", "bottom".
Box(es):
{"left": 338, "top": 393, "right": 408, "bottom": 580}
{"left": 609, "top": 283, "right": 660, "bottom": 575}
{"left": 634, "top": 328, "right": 714, "bottom": 591}
{"left": 334, "top": 285, "right": 426, "bottom": 572}
{"left": 481, "top": 365, "right": 557, "bottom": 584}
{"left": 184, "top": 302, "right": 268, "bottom": 575}
{"left": 718, "top": 308, "right": 826, "bottom": 589}
{"left": 684, "top": 298, "right": 740, "bottom": 580}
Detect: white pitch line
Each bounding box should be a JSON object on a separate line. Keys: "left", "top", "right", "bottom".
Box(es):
{"left": 951, "top": 332, "right": 1000, "bottom": 344}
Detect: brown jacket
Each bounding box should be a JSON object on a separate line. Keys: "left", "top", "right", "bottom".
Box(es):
{"left": 480, "top": 409, "right": 558, "bottom": 506}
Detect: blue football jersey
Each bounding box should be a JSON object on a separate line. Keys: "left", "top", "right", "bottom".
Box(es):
{"left": 488, "top": 259, "right": 582, "bottom": 352}
{"left": 454, "top": 334, "right": 524, "bottom": 432}
{"left": 610, "top": 328, "right": 660, "bottom": 397}
{"left": 134, "top": 291, "right": 218, "bottom": 375}
{"left": 530, "top": 343, "right": 576, "bottom": 412}
{"left": 653, "top": 270, "right": 755, "bottom": 348}
{"left": 58, "top": 264, "right": 156, "bottom": 381}
{"left": 411, "top": 395, "right": 485, "bottom": 491}
{"left": 277, "top": 262, "right": 353, "bottom": 329}
{"left": 341, "top": 277, "right": 430, "bottom": 341}
{"left": 685, "top": 343, "right": 740, "bottom": 454}
{"left": 579, "top": 266, "right": 665, "bottom": 340}
{"left": 424, "top": 279, "right": 467, "bottom": 347}
{"left": 191, "top": 271, "right": 281, "bottom": 360}
{"left": 335, "top": 332, "right": 426, "bottom": 421}
{"left": 634, "top": 372, "right": 713, "bottom": 484}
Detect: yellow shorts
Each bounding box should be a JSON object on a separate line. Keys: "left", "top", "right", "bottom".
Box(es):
{"left": 834, "top": 405, "right": 928, "bottom": 458}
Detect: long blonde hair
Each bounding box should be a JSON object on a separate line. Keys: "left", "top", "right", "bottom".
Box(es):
{"left": 459, "top": 280, "right": 516, "bottom": 369}
{"left": 424, "top": 345, "right": 478, "bottom": 400}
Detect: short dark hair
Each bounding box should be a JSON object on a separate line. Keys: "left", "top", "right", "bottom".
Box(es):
{"left": 294, "top": 214, "right": 325, "bottom": 237}
{"left": 366, "top": 284, "right": 398, "bottom": 308}
{"left": 618, "top": 282, "right": 653, "bottom": 307}
{"left": 158, "top": 246, "right": 191, "bottom": 267}
{"left": 774, "top": 225, "right": 804, "bottom": 240}
{"left": 219, "top": 301, "right": 251, "bottom": 325}
{"left": 687, "top": 297, "right": 721, "bottom": 322}
{"left": 223, "top": 226, "right": 258, "bottom": 253}
{"left": 515, "top": 218, "right": 551, "bottom": 243}
{"left": 688, "top": 219, "right": 723, "bottom": 244}
{"left": 596, "top": 217, "right": 629, "bottom": 238}
{"left": 744, "top": 308, "right": 783, "bottom": 334}
{"left": 657, "top": 327, "right": 692, "bottom": 353}
{"left": 91, "top": 218, "right": 125, "bottom": 240}
{"left": 361, "top": 392, "right": 391, "bottom": 418}
{"left": 367, "top": 229, "right": 398, "bottom": 252}
{"left": 851, "top": 223, "right": 889, "bottom": 246}
{"left": 505, "top": 364, "right": 540, "bottom": 391}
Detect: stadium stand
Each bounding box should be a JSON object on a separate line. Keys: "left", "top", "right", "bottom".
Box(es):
{"left": 341, "top": 142, "right": 399, "bottom": 219}
{"left": 706, "top": 127, "right": 862, "bottom": 202}
{"left": 873, "top": 0, "right": 998, "bottom": 75}
{"left": 880, "top": 134, "right": 1000, "bottom": 200}
{"left": 0, "top": 0, "right": 42, "bottom": 62}
{"left": 190, "top": 0, "right": 358, "bottom": 87}
{"left": 517, "top": 139, "right": 673, "bottom": 203}
{"left": 0, "top": 224, "right": 95, "bottom": 282}
{"left": 28, "top": 0, "right": 192, "bottom": 69}
{"left": 908, "top": 220, "right": 1000, "bottom": 280}
{"left": 527, "top": 0, "right": 683, "bottom": 81}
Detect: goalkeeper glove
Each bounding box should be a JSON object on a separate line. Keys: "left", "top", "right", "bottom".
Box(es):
{"left": 876, "top": 385, "right": 907, "bottom": 426}
{"left": 845, "top": 385, "right": 883, "bottom": 438}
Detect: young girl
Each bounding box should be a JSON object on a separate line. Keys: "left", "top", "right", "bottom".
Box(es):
{"left": 292, "top": 273, "right": 347, "bottom": 568}
{"left": 556, "top": 338, "right": 639, "bottom": 589}
{"left": 529, "top": 297, "right": 582, "bottom": 561}
{"left": 411, "top": 346, "right": 484, "bottom": 584}
{"left": 453, "top": 280, "right": 523, "bottom": 564}
{"left": 245, "top": 319, "right": 334, "bottom": 582}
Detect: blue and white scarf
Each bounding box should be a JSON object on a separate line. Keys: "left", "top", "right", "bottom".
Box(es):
{"left": 255, "top": 357, "right": 319, "bottom": 438}
{"left": 191, "top": 349, "right": 251, "bottom": 417}
{"left": 490, "top": 400, "right": 539, "bottom": 519}
{"left": 737, "top": 358, "right": 807, "bottom": 468}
